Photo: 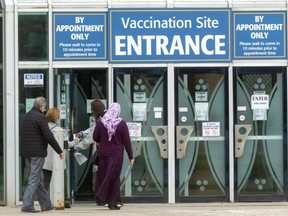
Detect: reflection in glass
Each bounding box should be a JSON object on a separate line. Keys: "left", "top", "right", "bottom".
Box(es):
{"left": 18, "top": 13, "right": 48, "bottom": 61}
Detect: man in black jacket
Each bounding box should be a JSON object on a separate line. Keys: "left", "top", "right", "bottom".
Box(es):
{"left": 21, "top": 96, "right": 64, "bottom": 213}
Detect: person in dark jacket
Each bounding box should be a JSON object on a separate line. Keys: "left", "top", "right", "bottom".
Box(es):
{"left": 93, "top": 102, "right": 134, "bottom": 210}
{"left": 20, "top": 96, "right": 64, "bottom": 213}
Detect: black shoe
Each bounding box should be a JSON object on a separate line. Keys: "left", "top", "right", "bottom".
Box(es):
{"left": 41, "top": 205, "right": 55, "bottom": 212}
{"left": 21, "top": 208, "right": 40, "bottom": 213}
{"left": 65, "top": 201, "right": 71, "bottom": 208}
{"left": 108, "top": 205, "right": 120, "bottom": 210}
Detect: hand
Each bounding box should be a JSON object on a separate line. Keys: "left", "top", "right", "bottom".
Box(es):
{"left": 59, "top": 152, "right": 65, "bottom": 160}
{"left": 75, "top": 133, "right": 80, "bottom": 138}
{"left": 129, "top": 159, "right": 134, "bottom": 166}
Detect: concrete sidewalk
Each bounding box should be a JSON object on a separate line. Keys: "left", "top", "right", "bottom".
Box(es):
{"left": 1, "top": 203, "right": 288, "bottom": 215}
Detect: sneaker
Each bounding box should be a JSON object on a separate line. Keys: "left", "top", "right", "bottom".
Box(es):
{"left": 21, "top": 208, "right": 40, "bottom": 213}
{"left": 117, "top": 201, "right": 123, "bottom": 207}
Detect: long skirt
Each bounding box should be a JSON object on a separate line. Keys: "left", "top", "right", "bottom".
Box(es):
{"left": 95, "top": 156, "right": 123, "bottom": 206}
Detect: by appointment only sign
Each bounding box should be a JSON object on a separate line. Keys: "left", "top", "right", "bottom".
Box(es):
{"left": 109, "top": 9, "right": 231, "bottom": 63}
{"left": 53, "top": 12, "right": 107, "bottom": 60}
{"left": 234, "top": 12, "right": 286, "bottom": 59}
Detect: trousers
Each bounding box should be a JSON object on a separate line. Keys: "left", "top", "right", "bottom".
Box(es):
{"left": 22, "top": 157, "right": 51, "bottom": 210}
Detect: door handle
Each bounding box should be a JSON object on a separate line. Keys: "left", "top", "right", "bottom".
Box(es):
{"left": 151, "top": 126, "right": 168, "bottom": 159}
{"left": 235, "top": 124, "right": 252, "bottom": 158}
{"left": 176, "top": 126, "right": 194, "bottom": 159}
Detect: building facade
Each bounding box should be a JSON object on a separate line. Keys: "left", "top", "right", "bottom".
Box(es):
{"left": 1, "top": 0, "right": 288, "bottom": 206}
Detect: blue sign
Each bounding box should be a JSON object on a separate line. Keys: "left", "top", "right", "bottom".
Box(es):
{"left": 53, "top": 13, "right": 107, "bottom": 60}
{"left": 109, "top": 9, "right": 231, "bottom": 63}
{"left": 234, "top": 12, "right": 286, "bottom": 59}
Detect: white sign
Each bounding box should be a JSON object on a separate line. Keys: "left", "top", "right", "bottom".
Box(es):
{"left": 127, "top": 122, "right": 141, "bottom": 137}
{"left": 195, "top": 92, "right": 208, "bottom": 102}
{"left": 133, "top": 103, "right": 147, "bottom": 121}
{"left": 133, "top": 92, "right": 146, "bottom": 102}
{"left": 253, "top": 109, "right": 267, "bottom": 121}
{"left": 24, "top": 74, "right": 44, "bottom": 86}
{"left": 195, "top": 102, "right": 209, "bottom": 121}
{"left": 202, "top": 122, "right": 220, "bottom": 137}
{"left": 251, "top": 95, "right": 269, "bottom": 110}
{"left": 59, "top": 104, "right": 66, "bottom": 119}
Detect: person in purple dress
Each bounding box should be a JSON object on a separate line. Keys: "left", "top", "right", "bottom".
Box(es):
{"left": 93, "top": 102, "right": 134, "bottom": 210}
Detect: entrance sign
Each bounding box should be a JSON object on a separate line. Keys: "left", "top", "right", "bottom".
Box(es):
{"left": 234, "top": 12, "right": 286, "bottom": 59}
{"left": 251, "top": 94, "right": 269, "bottom": 110}
{"left": 109, "top": 9, "right": 231, "bottom": 62}
{"left": 53, "top": 12, "right": 107, "bottom": 60}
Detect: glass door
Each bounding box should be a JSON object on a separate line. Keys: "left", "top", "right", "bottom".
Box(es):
{"left": 234, "top": 67, "right": 286, "bottom": 201}
{"left": 114, "top": 67, "right": 168, "bottom": 202}
{"left": 19, "top": 69, "right": 49, "bottom": 202}
{"left": 54, "top": 68, "right": 107, "bottom": 201}
{"left": 175, "top": 67, "right": 229, "bottom": 202}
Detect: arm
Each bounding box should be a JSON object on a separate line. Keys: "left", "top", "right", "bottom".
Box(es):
{"left": 75, "top": 130, "right": 95, "bottom": 150}
{"left": 121, "top": 121, "right": 134, "bottom": 164}
{"left": 76, "top": 125, "right": 95, "bottom": 138}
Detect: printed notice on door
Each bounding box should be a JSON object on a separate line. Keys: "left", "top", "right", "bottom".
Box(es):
{"left": 251, "top": 94, "right": 269, "bottom": 110}
{"left": 127, "top": 122, "right": 141, "bottom": 137}
{"left": 202, "top": 122, "right": 220, "bottom": 137}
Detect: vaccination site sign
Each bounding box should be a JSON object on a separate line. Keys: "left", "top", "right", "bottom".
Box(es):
{"left": 234, "top": 12, "right": 286, "bottom": 59}
{"left": 53, "top": 13, "right": 107, "bottom": 60}
{"left": 109, "top": 9, "right": 231, "bottom": 63}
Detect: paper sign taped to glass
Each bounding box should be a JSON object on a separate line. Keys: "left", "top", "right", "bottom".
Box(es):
{"left": 195, "top": 102, "right": 209, "bottom": 121}
{"left": 74, "top": 152, "right": 88, "bottom": 166}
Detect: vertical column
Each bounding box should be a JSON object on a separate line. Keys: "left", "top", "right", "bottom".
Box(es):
{"left": 4, "top": 1, "right": 16, "bottom": 206}
{"left": 167, "top": 63, "right": 175, "bottom": 203}
{"left": 228, "top": 64, "right": 234, "bottom": 203}
{"left": 52, "top": 129, "right": 65, "bottom": 210}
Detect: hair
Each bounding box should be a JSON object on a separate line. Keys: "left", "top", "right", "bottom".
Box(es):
{"left": 91, "top": 100, "right": 106, "bottom": 120}
{"left": 46, "top": 108, "right": 60, "bottom": 123}
{"left": 33, "top": 96, "right": 47, "bottom": 108}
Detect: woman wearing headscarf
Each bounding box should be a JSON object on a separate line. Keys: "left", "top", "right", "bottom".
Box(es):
{"left": 93, "top": 103, "right": 134, "bottom": 210}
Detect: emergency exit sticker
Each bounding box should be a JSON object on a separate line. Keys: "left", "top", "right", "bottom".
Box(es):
{"left": 251, "top": 94, "right": 269, "bottom": 109}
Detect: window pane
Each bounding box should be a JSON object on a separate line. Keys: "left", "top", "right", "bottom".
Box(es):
{"left": 18, "top": 13, "right": 48, "bottom": 61}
